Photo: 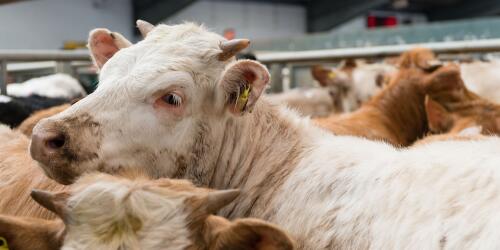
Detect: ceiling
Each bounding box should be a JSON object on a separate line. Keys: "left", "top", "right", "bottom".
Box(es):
{"left": 132, "top": 0, "right": 500, "bottom": 33}
{"left": 0, "top": 0, "right": 25, "bottom": 5}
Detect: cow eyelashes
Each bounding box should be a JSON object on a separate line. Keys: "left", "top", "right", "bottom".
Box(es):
{"left": 162, "top": 93, "right": 183, "bottom": 106}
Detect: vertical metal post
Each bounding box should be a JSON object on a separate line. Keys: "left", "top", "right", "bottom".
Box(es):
{"left": 0, "top": 60, "right": 7, "bottom": 95}
{"left": 55, "top": 61, "right": 73, "bottom": 75}
{"left": 269, "top": 63, "right": 284, "bottom": 93}
{"left": 282, "top": 63, "right": 294, "bottom": 92}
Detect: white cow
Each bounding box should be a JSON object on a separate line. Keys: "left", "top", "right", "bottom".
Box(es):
{"left": 266, "top": 88, "right": 336, "bottom": 117}
{"left": 7, "top": 73, "right": 85, "bottom": 99}
{"left": 312, "top": 61, "right": 396, "bottom": 112}
{"left": 460, "top": 60, "right": 500, "bottom": 103}
{"left": 30, "top": 21, "right": 500, "bottom": 249}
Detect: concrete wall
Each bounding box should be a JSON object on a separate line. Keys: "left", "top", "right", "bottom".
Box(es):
{"left": 0, "top": 0, "right": 132, "bottom": 49}
{"left": 165, "top": 0, "right": 306, "bottom": 40}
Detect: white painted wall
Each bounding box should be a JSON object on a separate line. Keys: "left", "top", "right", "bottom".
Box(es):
{"left": 0, "top": 0, "right": 132, "bottom": 49}
{"left": 165, "top": 0, "right": 306, "bottom": 40}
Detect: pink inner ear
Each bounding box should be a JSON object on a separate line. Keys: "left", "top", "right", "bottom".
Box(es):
{"left": 91, "top": 31, "right": 120, "bottom": 68}
{"left": 243, "top": 71, "right": 256, "bottom": 83}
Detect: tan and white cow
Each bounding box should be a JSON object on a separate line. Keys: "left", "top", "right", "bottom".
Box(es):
{"left": 312, "top": 60, "right": 396, "bottom": 112}
{"left": 0, "top": 172, "right": 294, "bottom": 250}
{"left": 30, "top": 22, "right": 500, "bottom": 249}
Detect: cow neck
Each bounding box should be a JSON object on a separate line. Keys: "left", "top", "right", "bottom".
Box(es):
{"left": 358, "top": 71, "right": 428, "bottom": 146}
{"left": 192, "top": 101, "right": 312, "bottom": 219}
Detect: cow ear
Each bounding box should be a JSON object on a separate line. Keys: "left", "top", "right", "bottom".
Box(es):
{"left": 88, "top": 28, "right": 132, "bottom": 69}
{"left": 425, "top": 96, "right": 453, "bottom": 133}
{"left": 205, "top": 216, "right": 295, "bottom": 250}
{"left": 311, "top": 65, "right": 336, "bottom": 87}
{"left": 31, "top": 189, "right": 70, "bottom": 219}
{"left": 0, "top": 215, "right": 64, "bottom": 250}
{"left": 220, "top": 60, "right": 270, "bottom": 115}
{"left": 423, "top": 65, "right": 464, "bottom": 94}
{"left": 399, "top": 48, "right": 442, "bottom": 71}
{"left": 341, "top": 59, "right": 357, "bottom": 69}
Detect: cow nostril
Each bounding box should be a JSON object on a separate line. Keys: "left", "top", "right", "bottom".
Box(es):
{"left": 46, "top": 134, "right": 66, "bottom": 149}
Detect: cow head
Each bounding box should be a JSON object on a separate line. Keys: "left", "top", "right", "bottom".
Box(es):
{"left": 30, "top": 21, "right": 270, "bottom": 184}
{"left": 28, "top": 173, "right": 294, "bottom": 249}
{"left": 0, "top": 215, "right": 64, "bottom": 250}
{"left": 425, "top": 95, "right": 500, "bottom": 135}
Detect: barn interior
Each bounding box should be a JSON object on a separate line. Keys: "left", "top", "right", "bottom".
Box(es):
{"left": 2, "top": 1, "right": 500, "bottom": 249}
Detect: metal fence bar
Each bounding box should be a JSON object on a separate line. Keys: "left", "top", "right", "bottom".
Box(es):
{"left": 0, "top": 50, "right": 90, "bottom": 61}
{"left": 0, "top": 50, "right": 91, "bottom": 95}
{"left": 0, "top": 60, "right": 6, "bottom": 95}
{"left": 256, "top": 39, "right": 500, "bottom": 64}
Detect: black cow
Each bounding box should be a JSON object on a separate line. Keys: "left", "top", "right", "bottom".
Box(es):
{"left": 0, "top": 95, "right": 70, "bottom": 127}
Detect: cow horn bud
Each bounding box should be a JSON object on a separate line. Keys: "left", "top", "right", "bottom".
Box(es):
{"left": 136, "top": 19, "right": 154, "bottom": 38}
{"left": 218, "top": 39, "right": 250, "bottom": 61}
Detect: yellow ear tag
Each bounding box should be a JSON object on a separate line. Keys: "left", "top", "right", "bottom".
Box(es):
{"left": 235, "top": 85, "right": 251, "bottom": 113}
{"left": 0, "top": 237, "right": 9, "bottom": 250}
{"left": 328, "top": 72, "right": 336, "bottom": 79}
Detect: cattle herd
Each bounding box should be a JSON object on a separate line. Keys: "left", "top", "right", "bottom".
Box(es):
{"left": 2, "top": 20, "right": 500, "bottom": 249}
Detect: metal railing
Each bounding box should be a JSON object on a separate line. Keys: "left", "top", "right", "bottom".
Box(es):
{"left": 0, "top": 50, "right": 91, "bottom": 95}
{"left": 256, "top": 39, "right": 500, "bottom": 64}
{"left": 256, "top": 39, "right": 500, "bottom": 91}
{"left": 3, "top": 39, "right": 500, "bottom": 95}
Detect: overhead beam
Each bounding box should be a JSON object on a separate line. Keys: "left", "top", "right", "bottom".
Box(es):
{"left": 426, "top": 0, "right": 500, "bottom": 20}
{"left": 133, "top": 0, "right": 197, "bottom": 25}
{"left": 307, "top": 0, "right": 389, "bottom": 32}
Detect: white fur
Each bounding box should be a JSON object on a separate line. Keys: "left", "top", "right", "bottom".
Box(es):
{"left": 328, "top": 63, "right": 396, "bottom": 112}
{"left": 62, "top": 178, "right": 192, "bottom": 250}
{"left": 38, "top": 23, "right": 500, "bottom": 249}
{"left": 0, "top": 95, "right": 12, "bottom": 103}
{"left": 267, "top": 88, "right": 335, "bottom": 117}
{"left": 458, "top": 126, "right": 483, "bottom": 136}
{"left": 460, "top": 61, "right": 500, "bottom": 103}
{"left": 351, "top": 63, "right": 395, "bottom": 102}
{"left": 7, "top": 73, "right": 85, "bottom": 99}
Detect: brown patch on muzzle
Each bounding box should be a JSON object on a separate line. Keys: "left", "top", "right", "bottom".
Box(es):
{"left": 30, "top": 113, "right": 102, "bottom": 185}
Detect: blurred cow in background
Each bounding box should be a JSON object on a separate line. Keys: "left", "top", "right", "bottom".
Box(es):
{"left": 460, "top": 60, "right": 500, "bottom": 103}
{"left": 311, "top": 59, "right": 396, "bottom": 112}
{"left": 7, "top": 74, "right": 85, "bottom": 99}
{"left": 0, "top": 74, "right": 86, "bottom": 128}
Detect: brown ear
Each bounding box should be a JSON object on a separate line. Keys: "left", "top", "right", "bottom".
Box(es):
{"left": 88, "top": 28, "right": 132, "bottom": 69}
{"left": 205, "top": 216, "right": 295, "bottom": 250}
{"left": 398, "top": 48, "right": 442, "bottom": 71}
{"left": 311, "top": 65, "right": 335, "bottom": 87}
{"left": 423, "top": 65, "right": 464, "bottom": 93}
{"left": 341, "top": 59, "right": 357, "bottom": 69}
{"left": 31, "top": 189, "right": 70, "bottom": 219}
{"left": 0, "top": 215, "right": 64, "bottom": 250}
{"left": 220, "top": 60, "right": 270, "bottom": 115}
{"left": 425, "top": 96, "right": 453, "bottom": 133}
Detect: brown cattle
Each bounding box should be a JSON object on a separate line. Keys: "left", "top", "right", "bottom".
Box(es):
{"left": 0, "top": 215, "right": 64, "bottom": 250}
{"left": 314, "top": 48, "right": 474, "bottom": 146}
{"left": 0, "top": 172, "right": 295, "bottom": 250}
{"left": 311, "top": 59, "right": 395, "bottom": 112}
{"left": 425, "top": 95, "right": 500, "bottom": 135}
{"left": 0, "top": 125, "right": 67, "bottom": 219}
{"left": 17, "top": 104, "right": 70, "bottom": 136}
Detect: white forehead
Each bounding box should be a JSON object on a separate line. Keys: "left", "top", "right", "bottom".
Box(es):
{"left": 97, "top": 23, "right": 229, "bottom": 91}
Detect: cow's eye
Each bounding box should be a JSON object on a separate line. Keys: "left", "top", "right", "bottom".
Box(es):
{"left": 161, "top": 93, "right": 182, "bottom": 106}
